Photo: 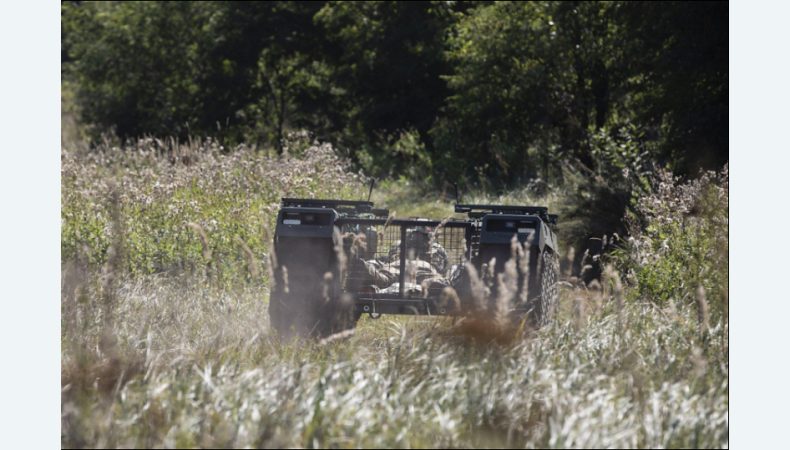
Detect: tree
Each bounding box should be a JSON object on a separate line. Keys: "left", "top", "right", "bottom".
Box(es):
{"left": 315, "top": 1, "right": 454, "bottom": 173}
{"left": 434, "top": 2, "right": 623, "bottom": 184}
{"left": 62, "top": 1, "right": 334, "bottom": 153}
{"left": 63, "top": 2, "right": 215, "bottom": 138}
{"left": 63, "top": 1, "right": 727, "bottom": 178}
{"left": 198, "top": 1, "right": 334, "bottom": 153}
{"left": 433, "top": 1, "right": 726, "bottom": 185}
{"left": 616, "top": 1, "right": 728, "bottom": 174}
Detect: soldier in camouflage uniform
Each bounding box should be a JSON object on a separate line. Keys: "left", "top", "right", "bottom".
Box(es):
{"left": 384, "top": 227, "right": 448, "bottom": 295}
{"left": 385, "top": 227, "right": 448, "bottom": 272}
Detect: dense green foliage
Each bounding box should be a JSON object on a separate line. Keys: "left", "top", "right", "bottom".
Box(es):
{"left": 62, "top": 1, "right": 727, "bottom": 184}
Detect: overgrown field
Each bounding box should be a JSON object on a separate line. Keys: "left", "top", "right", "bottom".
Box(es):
{"left": 62, "top": 137, "right": 366, "bottom": 284}
{"left": 61, "top": 140, "right": 728, "bottom": 448}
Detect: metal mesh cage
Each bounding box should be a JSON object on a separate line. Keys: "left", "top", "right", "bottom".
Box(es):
{"left": 338, "top": 220, "right": 471, "bottom": 300}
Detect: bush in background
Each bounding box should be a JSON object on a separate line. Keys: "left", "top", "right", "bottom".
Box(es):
{"left": 615, "top": 165, "right": 729, "bottom": 321}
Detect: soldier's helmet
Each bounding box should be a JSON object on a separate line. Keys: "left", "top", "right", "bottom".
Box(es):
{"left": 405, "top": 226, "right": 432, "bottom": 257}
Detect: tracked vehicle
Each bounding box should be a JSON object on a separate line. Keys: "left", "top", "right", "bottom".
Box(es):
{"left": 269, "top": 198, "right": 559, "bottom": 337}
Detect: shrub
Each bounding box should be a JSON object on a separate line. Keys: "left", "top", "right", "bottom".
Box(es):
{"left": 616, "top": 165, "right": 729, "bottom": 320}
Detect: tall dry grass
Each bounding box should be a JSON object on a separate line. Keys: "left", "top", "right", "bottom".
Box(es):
{"left": 62, "top": 268, "right": 728, "bottom": 448}
{"left": 62, "top": 137, "right": 728, "bottom": 448}
{"left": 62, "top": 137, "right": 367, "bottom": 284}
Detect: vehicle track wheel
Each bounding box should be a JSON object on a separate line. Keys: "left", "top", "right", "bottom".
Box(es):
{"left": 534, "top": 250, "right": 559, "bottom": 327}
